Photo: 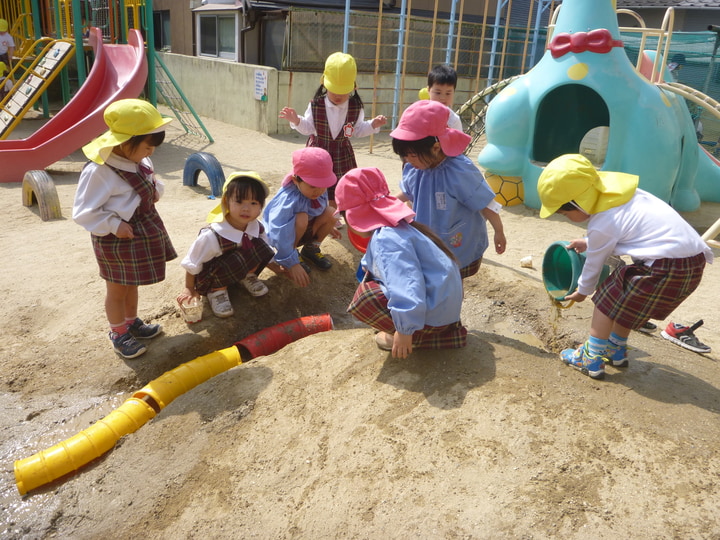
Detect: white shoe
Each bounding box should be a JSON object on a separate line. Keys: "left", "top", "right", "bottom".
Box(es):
{"left": 240, "top": 273, "right": 269, "bottom": 297}
{"left": 207, "top": 289, "right": 234, "bottom": 318}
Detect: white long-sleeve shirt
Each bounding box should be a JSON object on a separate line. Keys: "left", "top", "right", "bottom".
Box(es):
{"left": 578, "top": 189, "right": 714, "bottom": 295}
{"left": 72, "top": 153, "right": 164, "bottom": 236}
{"left": 290, "top": 96, "right": 379, "bottom": 139}
{"left": 180, "top": 220, "right": 270, "bottom": 275}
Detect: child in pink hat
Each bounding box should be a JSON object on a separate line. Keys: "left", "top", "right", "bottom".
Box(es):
{"left": 336, "top": 167, "right": 466, "bottom": 358}
{"left": 390, "top": 100, "right": 506, "bottom": 279}
{"left": 263, "top": 147, "right": 340, "bottom": 287}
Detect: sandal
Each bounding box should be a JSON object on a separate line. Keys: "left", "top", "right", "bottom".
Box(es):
{"left": 374, "top": 332, "right": 393, "bottom": 351}
{"left": 241, "top": 273, "right": 269, "bottom": 297}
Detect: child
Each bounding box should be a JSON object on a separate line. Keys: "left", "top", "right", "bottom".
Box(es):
{"left": 0, "top": 60, "right": 12, "bottom": 101}
{"left": 73, "top": 99, "right": 176, "bottom": 360}
{"left": 425, "top": 64, "right": 463, "bottom": 131}
{"left": 537, "top": 153, "right": 713, "bottom": 380}
{"left": 278, "top": 52, "right": 387, "bottom": 202}
{"left": 178, "top": 172, "right": 280, "bottom": 318}
{"left": 0, "top": 19, "right": 14, "bottom": 68}
{"left": 390, "top": 99, "right": 506, "bottom": 278}
{"left": 335, "top": 167, "right": 466, "bottom": 358}
{"left": 263, "top": 147, "right": 339, "bottom": 287}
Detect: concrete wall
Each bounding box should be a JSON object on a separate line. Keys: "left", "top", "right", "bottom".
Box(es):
{"left": 158, "top": 52, "right": 481, "bottom": 135}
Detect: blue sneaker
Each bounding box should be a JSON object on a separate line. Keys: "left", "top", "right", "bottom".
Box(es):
{"left": 109, "top": 331, "right": 147, "bottom": 359}
{"left": 560, "top": 343, "right": 606, "bottom": 379}
{"left": 127, "top": 317, "right": 162, "bottom": 339}
{"left": 605, "top": 342, "right": 628, "bottom": 368}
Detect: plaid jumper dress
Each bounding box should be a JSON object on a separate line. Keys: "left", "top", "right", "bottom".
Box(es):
{"left": 193, "top": 225, "right": 275, "bottom": 295}
{"left": 307, "top": 95, "right": 361, "bottom": 199}
{"left": 91, "top": 164, "right": 177, "bottom": 285}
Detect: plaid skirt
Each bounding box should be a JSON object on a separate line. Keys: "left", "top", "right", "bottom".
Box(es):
{"left": 460, "top": 257, "right": 482, "bottom": 279}
{"left": 194, "top": 240, "right": 275, "bottom": 295}
{"left": 347, "top": 280, "right": 467, "bottom": 349}
{"left": 92, "top": 209, "right": 176, "bottom": 286}
{"left": 593, "top": 252, "right": 706, "bottom": 330}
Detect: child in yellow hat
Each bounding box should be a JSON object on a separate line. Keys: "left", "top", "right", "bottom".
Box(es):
{"left": 72, "top": 99, "right": 176, "bottom": 360}
{"left": 0, "top": 60, "right": 12, "bottom": 100}
{"left": 177, "top": 172, "right": 283, "bottom": 319}
{"left": 278, "top": 52, "right": 387, "bottom": 204}
{"left": 0, "top": 19, "right": 14, "bottom": 69}
{"left": 538, "top": 154, "right": 713, "bottom": 380}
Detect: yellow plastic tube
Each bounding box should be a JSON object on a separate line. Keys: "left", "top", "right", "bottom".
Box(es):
{"left": 132, "top": 346, "right": 241, "bottom": 409}
{"left": 14, "top": 397, "right": 156, "bottom": 495}
{"left": 14, "top": 346, "right": 241, "bottom": 495}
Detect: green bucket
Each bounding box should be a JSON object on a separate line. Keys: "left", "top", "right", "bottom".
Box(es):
{"left": 542, "top": 241, "right": 611, "bottom": 303}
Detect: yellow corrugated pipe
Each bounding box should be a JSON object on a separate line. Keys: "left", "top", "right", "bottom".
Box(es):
{"left": 14, "top": 346, "right": 241, "bottom": 495}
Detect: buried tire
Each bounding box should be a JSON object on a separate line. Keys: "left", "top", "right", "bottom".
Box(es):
{"left": 182, "top": 152, "right": 225, "bottom": 198}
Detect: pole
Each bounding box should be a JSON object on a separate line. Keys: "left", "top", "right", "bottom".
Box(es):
{"left": 391, "top": 0, "right": 408, "bottom": 129}
{"left": 445, "top": 0, "right": 458, "bottom": 64}
{"left": 343, "top": 0, "right": 351, "bottom": 53}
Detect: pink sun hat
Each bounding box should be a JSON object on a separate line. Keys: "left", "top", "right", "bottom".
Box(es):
{"left": 390, "top": 100, "right": 470, "bottom": 157}
{"left": 282, "top": 147, "right": 337, "bottom": 188}
{"left": 335, "top": 167, "right": 416, "bottom": 233}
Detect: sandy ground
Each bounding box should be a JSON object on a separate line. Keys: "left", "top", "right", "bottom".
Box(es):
{"left": 1, "top": 110, "right": 720, "bottom": 539}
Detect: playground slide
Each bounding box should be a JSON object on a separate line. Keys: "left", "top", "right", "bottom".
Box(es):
{"left": 0, "top": 27, "right": 147, "bottom": 183}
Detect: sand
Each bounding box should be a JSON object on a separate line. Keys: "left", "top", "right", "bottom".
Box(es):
{"left": 1, "top": 111, "right": 719, "bottom": 539}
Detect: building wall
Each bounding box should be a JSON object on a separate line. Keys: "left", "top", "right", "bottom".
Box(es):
{"left": 158, "top": 52, "right": 479, "bottom": 135}
{"left": 154, "top": 0, "right": 195, "bottom": 55}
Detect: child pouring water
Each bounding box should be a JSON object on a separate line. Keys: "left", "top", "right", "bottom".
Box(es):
{"left": 73, "top": 99, "right": 176, "bottom": 359}
{"left": 336, "top": 167, "right": 466, "bottom": 358}
{"left": 390, "top": 99, "right": 506, "bottom": 278}
{"left": 178, "top": 172, "right": 282, "bottom": 319}
{"left": 279, "top": 52, "right": 387, "bottom": 203}
{"left": 537, "top": 154, "right": 713, "bottom": 380}
{"left": 263, "top": 147, "right": 339, "bottom": 286}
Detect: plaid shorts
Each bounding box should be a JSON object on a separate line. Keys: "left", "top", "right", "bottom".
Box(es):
{"left": 593, "top": 252, "right": 706, "bottom": 330}
{"left": 460, "top": 258, "right": 482, "bottom": 279}
{"left": 347, "top": 280, "right": 467, "bottom": 349}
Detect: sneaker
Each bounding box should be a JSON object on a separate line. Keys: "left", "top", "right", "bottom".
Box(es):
{"left": 560, "top": 343, "right": 606, "bottom": 379}
{"left": 207, "top": 289, "right": 234, "bottom": 318}
{"left": 299, "top": 261, "right": 312, "bottom": 274}
{"left": 605, "top": 342, "right": 628, "bottom": 368}
{"left": 240, "top": 273, "right": 269, "bottom": 297}
{"left": 637, "top": 321, "right": 657, "bottom": 334}
{"left": 661, "top": 320, "right": 711, "bottom": 354}
{"left": 300, "top": 244, "right": 332, "bottom": 270}
{"left": 127, "top": 317, "right": 162, "bottom": 339}
{"left": 109, "top": 331, "right": 147, "bottom": 359}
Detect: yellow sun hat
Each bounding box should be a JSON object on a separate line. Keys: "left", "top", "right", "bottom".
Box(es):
{"left": 0, "top": 61, "right": 7, "bottom": 76}
{"left": 418, "top": 87, "right": 430, "bottom": 100}
{"left": 206, "top": 171, "right": 269, "bottom": 223}
{"left": 82, "top": 99, "right": 172, "bottom": 165}
{"left": 0, "top": 19, "right": 8, "bottom": 32}
{"left": 537, "top": 154, "right": 639, "bottom": 218}
{"left": 322, "top": 52, "right": 357, "bottom": 95}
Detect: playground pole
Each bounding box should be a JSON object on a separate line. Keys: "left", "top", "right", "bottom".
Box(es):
{"left": 71, "top": 0, "right": 86, "bottom": 84}
{"left": 391, "top": 0, "right": 408, "bottom": 129}
{"left": 342, "top": 0, "right": 350, "bottom": 53}
{"left": 445, "top": 0, "right": 458, "bottom": 64}
{"left": 145, "top": 0, "right": 157, "bottom": 105}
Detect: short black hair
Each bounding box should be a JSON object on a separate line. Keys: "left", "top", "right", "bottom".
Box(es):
{"left": 428, "top": 64, "right": 457, "bottom": 89}
{"left": 225, "top": 175, "right": 268, "bottom": 207}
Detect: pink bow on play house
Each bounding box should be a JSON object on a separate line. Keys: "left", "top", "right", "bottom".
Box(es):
{"left": 549, "top": 29, "right": 624, "bottom": 59}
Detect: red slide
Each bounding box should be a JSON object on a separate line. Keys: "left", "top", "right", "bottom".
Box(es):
{"left": 0, "top": 27, "right": 148, "bottom": 183}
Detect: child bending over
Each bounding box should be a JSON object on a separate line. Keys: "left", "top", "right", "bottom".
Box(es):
{"left": 336, "top": 167, "right": 466, "bottom": 359}
{"left": 391, "top": 100, "right": 506, "bottom": 278}
{"left": 538, "top": 154, "right": 713, "bottom": 380}
{"left": 263, "top": 147, "right": 339, "bottom": 287}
